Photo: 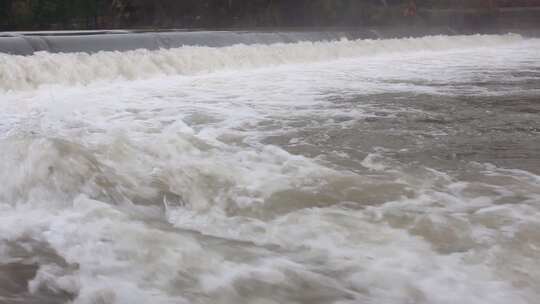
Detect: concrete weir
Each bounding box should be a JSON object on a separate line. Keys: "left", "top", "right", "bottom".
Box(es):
{"left": 0, "top": 28, "right": 462, "bottom": 56}
{"left": 0, "top": 26, "right": 538, "bottom": 56}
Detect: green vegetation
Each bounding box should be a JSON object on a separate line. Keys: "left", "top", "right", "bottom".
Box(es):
{"left": 1, "top": 0, "right": 109, "bottom": 29}
{"left": 1, "top": 0, "right": 537, "bottom": 30}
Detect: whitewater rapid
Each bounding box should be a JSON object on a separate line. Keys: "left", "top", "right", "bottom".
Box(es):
{"left": 0, "top": 34, "right": 525, "bottom": 91}
{"left": 1, "top": 34, "right": 540, "bottom": 304}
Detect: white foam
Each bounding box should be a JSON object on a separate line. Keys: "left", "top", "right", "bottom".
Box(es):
{"left": 0, "top": 34, "right": 525, "bottom": 91}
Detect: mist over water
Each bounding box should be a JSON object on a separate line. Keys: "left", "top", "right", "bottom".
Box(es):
{"left": 1, "top": 34, "right": 540, "bottom": 304}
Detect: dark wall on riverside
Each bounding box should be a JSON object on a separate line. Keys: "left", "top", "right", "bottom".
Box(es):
{"left": 1, "top": 0, "right": 540, "bottom": 31}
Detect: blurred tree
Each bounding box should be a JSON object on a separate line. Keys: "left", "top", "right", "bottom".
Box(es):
{"left": 10, "top": 0, "right": 34, "bottom": 28}
{"left": 2, "top": 0, "right": 539, "bottom": 30}
{"left": 67, "top": 0, "right": 107, "bottom": 28}
{"left": 0, "top": 0, "right": 11, "bottom": 28}
{"left": 30, "top": 0, "right": 67, "bottom": 28}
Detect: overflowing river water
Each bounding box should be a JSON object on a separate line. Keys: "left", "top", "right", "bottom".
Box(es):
{"left": 1, "top": 34, "right": 540, "bottom": 304}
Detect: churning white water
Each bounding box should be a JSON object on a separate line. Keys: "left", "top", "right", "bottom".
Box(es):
{"left": 1, "top": 34, "right": 540, "bottom": 304}
{"left": 0, "top": 34, "right": 524, "bottom": 91}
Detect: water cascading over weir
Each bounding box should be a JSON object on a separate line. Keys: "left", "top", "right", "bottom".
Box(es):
{"left": 0, "top": 27, "right": 470, "bottom": 55}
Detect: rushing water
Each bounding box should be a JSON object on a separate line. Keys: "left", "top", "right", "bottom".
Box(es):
{"left": 1, "top": 34, "right": 540, "bottom": 304}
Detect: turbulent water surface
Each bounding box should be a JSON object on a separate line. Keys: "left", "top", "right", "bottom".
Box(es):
{"left": 1, "top": 34, "right": 540, "bottom": 304}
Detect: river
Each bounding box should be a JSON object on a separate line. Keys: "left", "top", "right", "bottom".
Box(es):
{"left": 0, "top": 33, "right": 539, "bottom": 304}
